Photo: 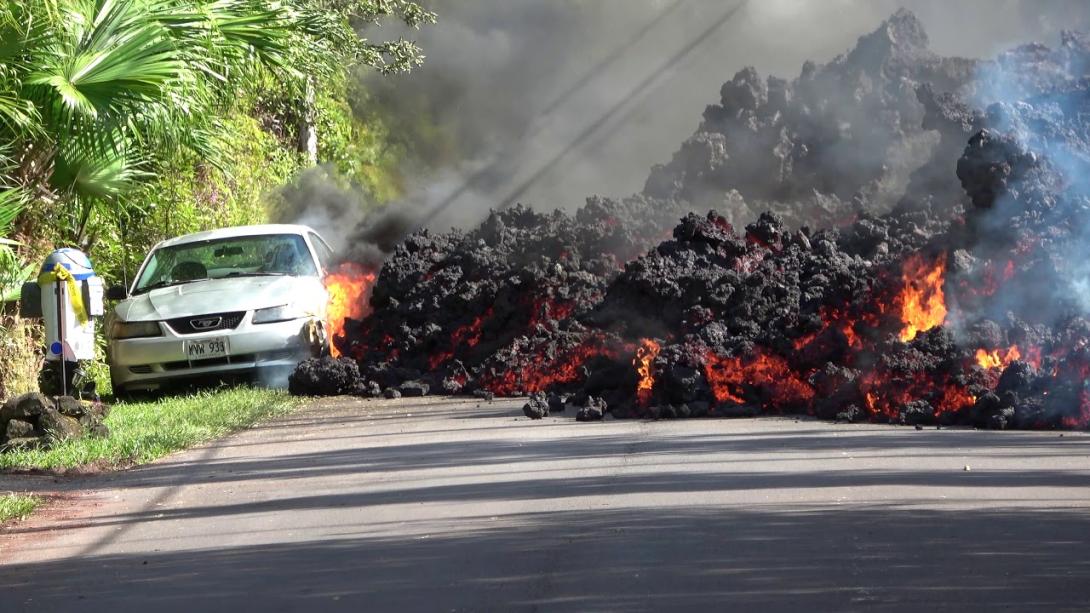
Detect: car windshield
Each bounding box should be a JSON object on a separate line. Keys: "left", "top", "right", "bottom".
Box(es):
{"left": 133, "top": 234, "right": 317, "bottom": 294}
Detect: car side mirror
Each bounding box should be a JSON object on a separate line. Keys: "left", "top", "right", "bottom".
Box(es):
{"left": 105, "top": 285, "right": 129, "bottom": 301}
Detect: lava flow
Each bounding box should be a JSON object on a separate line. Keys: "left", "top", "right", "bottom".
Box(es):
{"left": 898, "top": 254, "right": 947, "bottom": 343}
{"left": 633, "top": 339, "right": 661, "bottom": 407}
{"left": 289, "top": 11, "right": 1090, "bottom": 432}
{"left": 975, "top": 346, "right": 1022, "bottom": 370}
{"left": 324, "top": 262, "right": 377, "bottom": 358}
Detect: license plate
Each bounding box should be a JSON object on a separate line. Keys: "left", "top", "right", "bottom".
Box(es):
{"left": 185, "top": 337, "right": 229, "bottom": 361}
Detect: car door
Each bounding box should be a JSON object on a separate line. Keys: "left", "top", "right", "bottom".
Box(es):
{"left": 307, "top": 232, "right": 336, "bottom": 275}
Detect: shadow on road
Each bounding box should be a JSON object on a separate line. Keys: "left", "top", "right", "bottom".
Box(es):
{"left": 4, "top": 505, "right": 1089, "bottom": 611}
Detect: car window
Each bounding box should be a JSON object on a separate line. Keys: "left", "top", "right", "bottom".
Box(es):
{"left": 309, "top": 233, "right": 335, "bottom": 271}
{"left": 133, "top": 234, "right": 319, "bottom": 293}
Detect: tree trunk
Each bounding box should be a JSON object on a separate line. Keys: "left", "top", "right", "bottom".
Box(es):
{"left": 299, "top": 78, "right": 319, "bottom": 165}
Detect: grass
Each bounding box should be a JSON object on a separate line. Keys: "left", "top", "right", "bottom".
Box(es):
{"left": 0, "top": 387, "right": 300, "bottom": 471}
{"left": 0, "top": 493, "right": 40, "bottom": 523}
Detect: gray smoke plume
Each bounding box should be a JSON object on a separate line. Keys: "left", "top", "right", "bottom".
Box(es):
{"left": 280, "top": 0, "right": 1090, "bottom": 260}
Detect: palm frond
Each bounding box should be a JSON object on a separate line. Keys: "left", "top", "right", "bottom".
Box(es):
{"left": 51, "top": 130, "right": 144, "bottom": 200}
{"left": 0, "top": 187, "right": 28, "bottom": 237}
{"left": 27, "top": 0, "right": 184, "bottom": 123}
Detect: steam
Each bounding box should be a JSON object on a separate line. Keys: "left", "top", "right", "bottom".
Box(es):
{"left": 960, "top": 34, "right": 1090, "bottom": 326}
{"left": 278, "top": 0, "right": 1090, "bottom": 262}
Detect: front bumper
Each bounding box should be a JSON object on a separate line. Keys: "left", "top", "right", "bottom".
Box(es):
{"left": 108, "top": 314, "right": 324, "bottom": 391}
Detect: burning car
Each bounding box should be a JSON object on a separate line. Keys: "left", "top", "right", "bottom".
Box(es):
{"left": 105, "top": 224, "right": 336, "bottom": 396}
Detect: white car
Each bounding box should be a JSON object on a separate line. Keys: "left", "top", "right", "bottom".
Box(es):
{"left": 105, "top": 224, "right": 335, "bottom": 395}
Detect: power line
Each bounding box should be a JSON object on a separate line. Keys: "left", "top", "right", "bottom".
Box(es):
{"left": 419, "top": 0, "right": 692, "bottom": 227}
{"left": 496, "top": 1, "right": 748, "bottom": 211}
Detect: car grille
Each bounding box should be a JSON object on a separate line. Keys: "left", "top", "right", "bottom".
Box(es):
{"left": 165, "top": 311, "right": 246, "bottom": 335}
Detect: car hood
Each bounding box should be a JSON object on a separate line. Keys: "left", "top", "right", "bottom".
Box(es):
{"left": 115, "top": 276, "right": 327, "bottom": 321}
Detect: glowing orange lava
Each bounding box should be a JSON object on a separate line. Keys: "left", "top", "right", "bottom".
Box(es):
{"left": 975, "top": 345, "right": 1022, "bottom": 370}
{"left": 898, "top": 253, "right": 947, "bottom": 342}
{"left": 481, "top": 338, "right": 618, "bottom": 396}
{"left": 634, "top": 339, "right": 662, "bottom": 407}
{"left": 324, "top": 262, "right": 377, "bottom": 357}
{"left": 703, "top": 350, "right": 814, "bottom": 409}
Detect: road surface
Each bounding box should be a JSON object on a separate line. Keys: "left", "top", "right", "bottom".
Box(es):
{"left": 2, "top": 397, "right": 1089, "bottom": 611}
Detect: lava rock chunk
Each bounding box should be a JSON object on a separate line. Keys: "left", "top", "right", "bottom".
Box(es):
{"left": 576, "top": 397, "right": 607, "bottom": 422}
{"left": 523, "top": 392, "right": 550, "bottom": 420}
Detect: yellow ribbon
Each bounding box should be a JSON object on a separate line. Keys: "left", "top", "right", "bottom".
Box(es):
{"left": 38, "top": 263, "right": 89, "bottom": 325}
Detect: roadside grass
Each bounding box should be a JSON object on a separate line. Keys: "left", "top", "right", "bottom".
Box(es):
{"left": 0, "top": 493, "right": 40, "bottom": 523}
{"left": 0, "top": 387, "right": 300, "bottom": 471}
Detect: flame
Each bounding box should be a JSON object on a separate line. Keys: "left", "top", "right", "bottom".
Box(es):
{"left": 859, "top": 371, "right": 975, "bottom": 419}
{"left": 634, "top": 339, "right": 661, "bottom": 407}
{"left": 936, "top": 385, "right": 977, "bottom": 416}
{"left": 703, "top": 350, "right": 814, "bottom": 409}
{"left": 975, "top": 345, "right": 1022, "bottom": 370}
{"left": 898, "top": 253, "right": 947, "bottom": 342}
{"left": 324, "top": 262, "right": 377, "bottom": 358}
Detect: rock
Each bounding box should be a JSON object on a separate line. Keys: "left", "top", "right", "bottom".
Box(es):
{"left": 718, "top": 404, "right": 762, "bottom": 418}
{"left": 56, "top": 396, "right": 86, "bottom": 417}
{"left": 37, "top": 408, "right": 83, "bottom": 443}
{"left": 1, "top": 392, "right": 52, "bottom": 421}
{"left": 473, "top": 389, "right": 495, "bottom": 402}
{"left": 3, "top": 437, "right": 42, "bottom": 450}
{"left": 576, "top": 396, "right": 607, "bottom": 422}
{"left": 900, "top": 400, "right": 934, "bottom": 425}
{"left": 522, "top": 392, "right": 549, "bottom": 419}
{"left": 687, "top": 400, "right": 710, "bottom": 418}
{"left": 382, "top": 388, "right": 402, "bottom": 399}
{"left": 288, "top": 356, "right": 363, "bottom": 396}
{"left": 576, "top": 406, "right": 604, "bottom": 422}
{"left": 398, "top": 381, "right": 430, "bottom": 397}
{"left": 5, "top": 419, "right": 34, "bottom": 441}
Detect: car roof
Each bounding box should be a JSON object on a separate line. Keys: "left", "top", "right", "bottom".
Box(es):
{"left": 154, "top": 224, "right": 321, "bottom": 250}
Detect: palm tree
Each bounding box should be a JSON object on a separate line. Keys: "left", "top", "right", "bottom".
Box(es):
{"left": 0, "top": 0, "right": 433, "bottom": 242}
{"left": 0, "top": 0, "right": 296, "bottom": 237}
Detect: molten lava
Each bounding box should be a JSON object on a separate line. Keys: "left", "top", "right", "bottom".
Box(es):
{"left": 703, "top": 350, "right": 814, "bottom": 409}
{"left": 634, "top": 339, "right": 661, "bottom": 407}
{"left": 898, "top": 253, "right": 947, "bottom": 342}
{"left": 428, "top": 308, "right": 494, "bottom": 370}
{"left": 975, "top": 346, "right": 1022, "bottom": 370}
{"left": 324, "top": 262, "right": 377, "bottom": 358}
{"left": 481, "top": 338, "right": 619, "bottom": 396}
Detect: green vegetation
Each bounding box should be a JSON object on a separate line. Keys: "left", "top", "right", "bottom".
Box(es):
{"left": 0, "top": 493, "right": 41, "bottom": 523}
{"left": 0, "top": 0, "right": 435, "bottom": 399}
{"left": 0, "top": 387, "right": 299, "bottom": 471}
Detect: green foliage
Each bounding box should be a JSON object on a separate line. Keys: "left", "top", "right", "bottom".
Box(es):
{"left": 0, "top": 388, "right": 299, "bottom": 470}
{"left": 0, "top": 190, "right": 32, "bottom": 302}
{"left": 0, "top": 314, "right": 41, "bottom": 400}
{"left": 82, "top": 110, "right": 300, "bottom": 288}
{"left": 1, "top": 0, "right": 432, "bottom": 240}
{"left": 0, "top": 493, "right": 40, "bottom": 523}
{"left": 0, "top": 0, "right": 434, "bottom": 403}
{"left": 314, "top": 85, "right": 405, "bottom": 204}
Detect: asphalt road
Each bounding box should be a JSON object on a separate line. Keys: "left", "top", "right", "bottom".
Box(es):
{"left": 2, "top": 397, "right": 1089, "bottom": 612}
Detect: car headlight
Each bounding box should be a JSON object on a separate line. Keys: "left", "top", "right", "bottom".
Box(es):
{"left": 253, "top": 304, "right": 310, "bottom": 324}
{"left": 109, "top": 320, "right": 162, "bottom": 339}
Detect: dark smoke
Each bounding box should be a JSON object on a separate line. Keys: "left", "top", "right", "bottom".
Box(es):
{"left": 283, "top": 1, "right": 1090, "bottom": 263}
{"left": 352, "top": 0, "right": 1090, "bottom": 228}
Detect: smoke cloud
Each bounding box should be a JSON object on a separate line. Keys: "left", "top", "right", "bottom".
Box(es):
{"left": 281, "top": 0, "right": 1090, "bottom": 259}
